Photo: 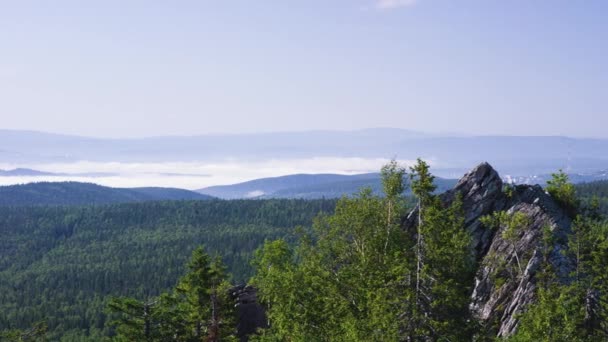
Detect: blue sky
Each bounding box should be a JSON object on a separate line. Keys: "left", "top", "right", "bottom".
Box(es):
{"left": 1, "top": 0, "right": 606, "bottom": 138}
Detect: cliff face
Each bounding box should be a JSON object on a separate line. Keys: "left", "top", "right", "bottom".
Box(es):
{"left": 403, "top": 162, "right": 573, "bottom": 337}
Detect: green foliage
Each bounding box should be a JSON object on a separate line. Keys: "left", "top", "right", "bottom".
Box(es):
{"left": 6, "top": 163, "right": 608, "bottom": 341}
{"left": 409, "top": 158, "right": 436, "bottom": 205}
{"left": 508, "top": 285, "right": 586, "bottom": 342}
{"left": 252, "top": 160, "right": 474, "bottom": 341}
{"left": 0, "top": 322, "right": 47, "bottom": 342}
{"left": 0, "top": 181, "right": 212, "bottom": 207}
{"left": 576, "top": 180, "right": 608, "bottom": 217}
{"left": 510, "top": 215, "right": 608, "bottom": 341}
{"left": 480, "top": 210, "right": 530, "bottom": 276}
{"left": 502, "top": 184, "right": 513, "bottom": 198}
{"left": 107, "top": 297, "right": 155, "bottom": 341}
{"left": 108, "top": 246, "right": 236, "bottom": 341}
{"left": 546, "top": 169, "right": 578, "bottom": 216}
{"left": 253, "top": 187, "right": 411, "bottom": 341}
{"left": 0, "top": 199, "right": 335, "bottom": 340}
{"left": 480, "top": 211, "right": 530, "bottom": 238}
{"left": 501, "top": 213, "right": 530, "bottom": 245}
{"left": 252, "top": 163, "right": 413, "bottom": 341}
{"left": 381, "top": 160, "right": 407, "bottom": 200}
{"left": 414, "top": 195, "right": 475, "bottom": 339}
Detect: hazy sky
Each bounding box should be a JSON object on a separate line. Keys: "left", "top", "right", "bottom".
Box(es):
{"left": 1, "top": 0, "right": 606, "bottom": 138}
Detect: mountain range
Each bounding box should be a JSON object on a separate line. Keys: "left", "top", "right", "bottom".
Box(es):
{"left": 0, "top": 168, "right": 116, "bottom": 177}
{"left": 2, "top": 129, "right": 608, "bottom": 177}
{"left": 504, "top": 169, "right": 608, "bottom": 185}
{"left": 3, "top": 168, "right": 608, "bottom": 205}
{"left": 197, "top": 173, "right": 458, "bottom": 199}
{"left": 0, "top": 182, "right": 213, "bottom": 206}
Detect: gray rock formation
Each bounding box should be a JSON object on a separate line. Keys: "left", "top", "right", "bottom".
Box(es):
{"left": 230, "top": 285, "right": 268, "bottom": 341}
{"left": 403, "top": 162, "right": 573, "bottom": 337}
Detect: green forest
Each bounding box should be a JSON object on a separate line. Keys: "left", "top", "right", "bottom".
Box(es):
{"left": 0, "top": 199, "right": 336, "bottom": 340}
{"left": 1, "top": 164, "right": 608, "bottom": 341}
{"left": 0, "top": 181, "right": 213, "bottom": 206}
{"left": 576, "top": 180, "right": 608, "bottom": 215}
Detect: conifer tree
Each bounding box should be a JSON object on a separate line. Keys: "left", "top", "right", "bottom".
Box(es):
{"left": 107, "top": 246, "right": 236, "bottom": 341}
{"left": 421, "top": 195, "right": 474, "bottom": 339}
{"left": 408, "top": 158, "right": 437, "bottom": 333}
{"left": 546, "top": 169, "right": 578, "bottom": 216}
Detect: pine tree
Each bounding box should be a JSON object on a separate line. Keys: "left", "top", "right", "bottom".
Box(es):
{"left": 107, "top": 297, "right": 158, "bottom": 341}
{"left": 408, "top": 158, "right": 437, "bottom": 336}
{"left": 107, "top": 246, "right": 236, "bottom": 341}
{"left": 421, "top": 195, "right": 474, "bottom": 339}
{"left": 546, "top": 169, "right": 578, "bottom": 216}
{"left": 176, "top": 246, "right": 213, "bottom": 339}
{"left": 207, "top": 257, "right": 229, "bottom": 342}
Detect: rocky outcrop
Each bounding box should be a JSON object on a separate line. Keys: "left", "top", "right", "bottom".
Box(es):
{"left": 230, "top": 285, "right": 268, "bottom": 341}
{"left": 403, "top": 162, "right": 573, "bottom": 337}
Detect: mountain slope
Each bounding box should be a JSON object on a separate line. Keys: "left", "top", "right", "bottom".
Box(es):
{"left": 0, "top": 199, "right": 336, "bottom": 339}
{"left": 197, "top": 173, "right": 378, "bottom": 199}
{"left": 0, "top": 182, "right": 213, "bottom": 206}
{"left": 197, "top": 173, "right": 458, "bottom": 199}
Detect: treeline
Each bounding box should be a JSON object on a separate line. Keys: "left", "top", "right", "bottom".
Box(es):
{"left": 0, "top": 199, "right": 336, "bottom": 340}
{"left": 0, "top": 182, "right": 212, "bottom": 207}
{"left": 576, "top": 179, "right": 608, "bottom": 215}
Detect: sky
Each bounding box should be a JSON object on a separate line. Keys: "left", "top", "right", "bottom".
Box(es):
{"left": 1, "top": 0, "right": 607, "bottom": 138}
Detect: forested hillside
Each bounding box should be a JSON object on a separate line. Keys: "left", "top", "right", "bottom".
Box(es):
{"left": 576, "top": 180, "right": 608, "bottom": 215}
{"left": 0, "top": 182, "right": 213, "bottom": 206}
{"left": 0, "top": 199, "right": 336, "bottom": 340}
{"left": 2, "top": 164, "right": 608, "bottom": 341}
{"left": 95, "top": 162, "right": 608, "bottom": 341}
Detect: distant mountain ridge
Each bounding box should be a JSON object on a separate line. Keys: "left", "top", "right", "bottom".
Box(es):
{"left": 4, "top": 168, "right": 608, "bottom": 204}
{"left": 200, "top": 167, "right": 608, "bottom": 200}
{"left": 504, "top": 169, "right": 608, "bottom": 185}
{"left": 0, "top": 168, "right": 116, "bottom": 177}
{"left": 197, "top": 173, "right": 458, "bottom": 199}
{"left": 2, "top": 129, "right": 608, "bottom": 176}
{"left": 0, "top": 168, "right": 57, "bottom": 176}
{"left": 0, "top": 182, "right": 213, "bottom": 206}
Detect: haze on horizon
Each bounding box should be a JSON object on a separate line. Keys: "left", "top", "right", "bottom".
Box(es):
{"left": 1, "top": 0, "right": 607, "bottom": 139}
